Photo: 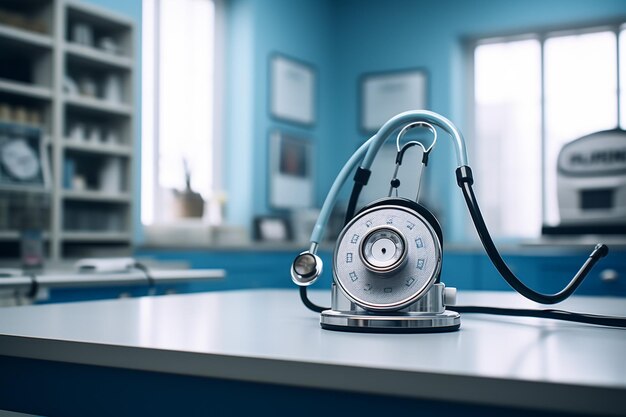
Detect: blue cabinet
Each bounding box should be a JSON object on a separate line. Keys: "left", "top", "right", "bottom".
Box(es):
{"left": 41, "top": 245, "right": 622, "bottom": 304}
{"left": 137, "top": 246, "right": 626, "bottom": 297}
{"left": 440, "top": 252, "right": 479, "bottom": 290}
{"left": 534, "top": 254, "right": 626, "bottom": 296}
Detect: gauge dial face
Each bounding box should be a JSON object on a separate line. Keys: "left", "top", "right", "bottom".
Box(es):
{"left": 333, "top": 205, "right": 441, "bottom": 311}
{"left": 360, "top": 226, "right": 407, "bottom": 274}
{"left": 1, "top": 139, "right": 40, "bottom": 181}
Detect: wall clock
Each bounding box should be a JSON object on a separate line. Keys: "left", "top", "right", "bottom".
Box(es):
{"left": 0, "top": 123, "right": 48, "bottom": 188}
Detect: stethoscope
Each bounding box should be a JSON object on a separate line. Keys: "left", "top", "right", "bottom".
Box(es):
{"left": 291, "top": 110, "right": 626, "bottom": 329}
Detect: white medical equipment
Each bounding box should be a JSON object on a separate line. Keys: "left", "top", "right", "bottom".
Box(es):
{"left": 290, "top": 110, "right": 623, "bottom": 332}
{"left": 553, "top": 129, "right": 626, "bottom": 233}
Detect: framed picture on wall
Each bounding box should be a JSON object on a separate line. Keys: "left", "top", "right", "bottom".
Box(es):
{"left": 269, "top": 130, "right": 313, "bottom": 209}
{"left": 360, "top": 69, "right": 428, "bottom": 133}
{"left": 270, "top": 54, "right": 316, "bottom": 126}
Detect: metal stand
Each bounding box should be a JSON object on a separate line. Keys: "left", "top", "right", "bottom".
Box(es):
{"left": 320, "top": 283, "right": 460, "bottom": 333}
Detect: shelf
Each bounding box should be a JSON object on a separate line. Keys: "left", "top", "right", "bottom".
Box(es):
{"left": 64, "top": 95, "right": 132, "bottom": 116}
{"left": 65, "top": 42, "right": 133, "bottom": 70}
{"left": 62, "top": 190, "right": 131, "bottom": 203}
{"left": 64, "top": 140, "right": 132, "bottom": 156}
{"left": 0, "top": 231, "right": 19, "bottom": 241}
{"left": 0, "top": 183, "right": 50, "bottom": 194}
{"left": 61, "top": 231, "right": 131, "bottom": 242}
{"left": 0, "top": 78, "right": 52, "bottom": 100}
{"left": 0, "top": 230, "right": 49, "bottom": 241}
{"left": 0, "top": 24, "right": 53, "bottom": 50}
{"left": 66, "top": 0, "right": 134, "bottom": 28}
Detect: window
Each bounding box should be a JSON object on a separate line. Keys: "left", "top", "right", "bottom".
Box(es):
{"left": 474, "top": 38, "right": 541, "bottom": 238}
{"left": 472, "top": 24, "right": 624, "bottom": 238}
{"left": 543, "top": 31, "right": 617, "bottom": 226}
{"left": 142, "top": 0, "right": 221, "bottom": 225}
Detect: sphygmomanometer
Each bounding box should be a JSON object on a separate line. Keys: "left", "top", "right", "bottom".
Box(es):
{"left": 290, "top": 110, "right": 625, "bottom": 332}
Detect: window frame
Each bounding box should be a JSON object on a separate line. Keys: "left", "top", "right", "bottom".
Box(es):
{"left": 465, "top": 18, "right": 626, "bottom": 239}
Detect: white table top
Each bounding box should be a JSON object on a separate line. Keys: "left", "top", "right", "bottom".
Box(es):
{"left": 0, "top": 289, "right": 625, "bottom": 415}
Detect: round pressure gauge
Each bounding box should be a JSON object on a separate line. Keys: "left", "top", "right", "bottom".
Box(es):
{"left": 333, "top": 202, "right": 442, "bottom": 311}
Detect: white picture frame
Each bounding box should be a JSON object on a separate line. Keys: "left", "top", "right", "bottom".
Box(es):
{"left": 361, "top": 69, "right": 428, "bottom": 132}
{"left": 270, "top": 54, "right": 316, "bottom": 126}
{"left": 269, "top": 130, "right": 313, "bottom": 209}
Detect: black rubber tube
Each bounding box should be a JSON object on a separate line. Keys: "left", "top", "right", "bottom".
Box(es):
{"left": 449, "top": 305, "right": 626, "bottom": 328}
{"left": 344, "top": 183, "right": 363, "bottom": 226}
{"left": 457, "top": 168, "right": 608, "bottom": 304}
{"left": 299, "top": 286, "right": 328, "bottom": 313}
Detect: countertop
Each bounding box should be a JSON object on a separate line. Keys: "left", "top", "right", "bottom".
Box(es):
{"left": 0, "top": 289, "right": 625, "bottom": 415}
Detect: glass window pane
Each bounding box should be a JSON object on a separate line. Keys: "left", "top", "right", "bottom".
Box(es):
{"left": 142, "top": 0, "right": 215, "bottom": 224}
{"left": 474, "top": 39, "right": 542, "bottom": 238}
{"left": 544, "top": 31, "right": 617, "bottom": 226}
{"left": 159, "top": 0, "right": 214, "bottom": 196}
{"left": 148, "top": 0, "right": 215, "bottom": 223}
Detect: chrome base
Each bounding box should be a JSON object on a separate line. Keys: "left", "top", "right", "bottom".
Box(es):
{"left": 320, "top": 282, "right": 460, "bottom": 333}
{"left": 320, "top": 309, "right": 460, "bottom": 333}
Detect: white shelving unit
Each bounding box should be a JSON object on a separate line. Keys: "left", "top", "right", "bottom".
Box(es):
{"left": 0, "top": 0, "right": 135, "bottom": 260}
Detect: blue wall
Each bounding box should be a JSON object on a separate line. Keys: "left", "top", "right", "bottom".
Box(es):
{"left": 225, "top": 0, "right": 337, "bottom": 228}
{"left": 331, "top": 0, "right": 626, "bottom": 242}
{"left": 226, "top": 0, "right": 626, "bottom": 242}
{"left": 225, "top": 0, "right": 255, "bottom": 228}
{"left": 85, "top": 0, "right": 626, "bottom": 243}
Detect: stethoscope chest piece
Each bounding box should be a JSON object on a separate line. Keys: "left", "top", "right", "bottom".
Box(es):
{"left": 321, "top": 199, "right": 460, "bottom": 333}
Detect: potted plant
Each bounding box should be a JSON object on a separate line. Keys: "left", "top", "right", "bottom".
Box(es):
{"left": 173, "top": 159, "right": 204, "bottom": 218}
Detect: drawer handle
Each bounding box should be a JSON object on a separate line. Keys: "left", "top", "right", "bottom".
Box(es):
{"left": 600, "top": 269, "right": 619, "bottom": 283}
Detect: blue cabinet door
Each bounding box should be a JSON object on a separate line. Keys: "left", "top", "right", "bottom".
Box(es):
{"left": 538, "top": 254, "right": 626, "bottom": 296}
{"left": 440, "top": 252, "right": 479, "bottom": 290}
